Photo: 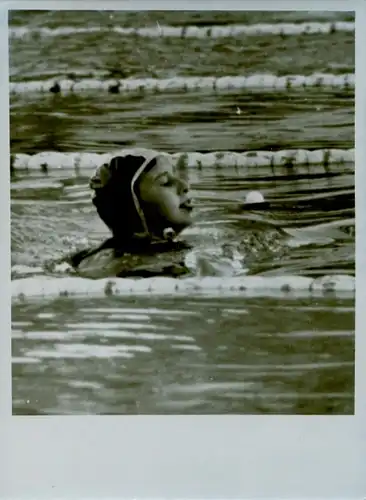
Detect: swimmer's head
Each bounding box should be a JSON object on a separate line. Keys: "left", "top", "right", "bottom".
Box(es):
{"left": 90, "top": 151, "right": 193, "bottom": 240}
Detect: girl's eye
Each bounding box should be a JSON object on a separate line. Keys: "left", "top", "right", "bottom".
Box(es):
{"left": 161, "top": 177, "right": 173, "bottom": 186}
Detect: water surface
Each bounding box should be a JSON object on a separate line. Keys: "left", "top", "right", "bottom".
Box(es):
{"left": 10, "top": 10, "right": 355, "bottom": 414}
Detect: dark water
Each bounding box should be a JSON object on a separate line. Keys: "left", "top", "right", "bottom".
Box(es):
{"left": 10, "top": 10, "right": 355, "bottom": 415}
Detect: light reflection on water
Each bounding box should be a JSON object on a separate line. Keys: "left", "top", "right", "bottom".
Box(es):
{"left": 12, "top": 296, "right": 354, "bottom": 415}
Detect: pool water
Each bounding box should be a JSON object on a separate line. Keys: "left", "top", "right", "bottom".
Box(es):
{"left": 10, "top": 10, "right": 355, "bottom": 414}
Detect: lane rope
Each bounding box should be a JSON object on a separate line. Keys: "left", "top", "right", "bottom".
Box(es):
{"left": 11, "top": 275, "right": 355, "bottom": 302}
{"left": 11, "top": 148, "right": 355, "bottom": 172}
{"left": 9, "top": 73, "right": 355, "bottom": 95}
{"left": 9, "top": 21, "right": 355, "bottom": 39}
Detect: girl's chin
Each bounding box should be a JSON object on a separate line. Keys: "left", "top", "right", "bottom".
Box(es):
{"left": 178, "top": 214, "right": 193, "bottom": 227}
{"left": 181, "top": 208, "right": 194, "bottom": 220}
{"left": 170, "top": 218, "right": 192, "bottom": 233}
{"left": 153, "top": 211, "right": 193, "bottom": 235}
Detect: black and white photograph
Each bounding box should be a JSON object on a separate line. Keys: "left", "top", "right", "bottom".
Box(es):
{"left": 10, "top": 8, "right": 355, "bottom": 416}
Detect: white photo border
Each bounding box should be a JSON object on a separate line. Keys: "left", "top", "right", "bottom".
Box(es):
{"left": 2, "top": 1, "right": 364, "bottom": 498}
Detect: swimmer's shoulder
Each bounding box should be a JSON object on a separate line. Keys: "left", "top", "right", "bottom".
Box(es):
{"left": 69, "top": 237, "right": 192, "bottom": 279}
{"left": 68, "top": 238, "right": 120, "bottom": 279}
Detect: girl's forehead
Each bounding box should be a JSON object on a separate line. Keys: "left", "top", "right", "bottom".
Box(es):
{"left": 147, "top": 155, "right": 175, "bottom": 177}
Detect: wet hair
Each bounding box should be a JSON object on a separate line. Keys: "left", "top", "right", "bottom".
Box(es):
{"left": 92, "top": 155, "right": 157, "bottom": 241}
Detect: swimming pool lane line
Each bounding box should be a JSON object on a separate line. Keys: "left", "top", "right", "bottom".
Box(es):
{"left": 9, "top": 21, "right": 354, "bottom": 39}
{"left": 11, "top": 148, "right": 354, "bottom": 173}
{"left": 9, "top": 72, "right": 354, "bottom": 96}
{"left": 12, "top": 275, "right": 355, "bottom": 303}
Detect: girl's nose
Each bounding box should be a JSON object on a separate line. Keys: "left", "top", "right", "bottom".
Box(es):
{"left": 177, "top": 178, "right": 189, "bottom": 194}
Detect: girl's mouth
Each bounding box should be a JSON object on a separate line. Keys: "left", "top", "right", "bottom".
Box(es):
{"left": 180, "top": 200, "right": 193, "bottom": 211}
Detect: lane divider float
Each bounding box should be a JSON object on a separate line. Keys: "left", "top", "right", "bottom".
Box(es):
{"left": 9, "top": 21, "right": 355, "bottom": 39}
{"left": 9, "top": 73, "right": 355, "bottom": 95}
{"left": 12, "top": 275, "right": 355, "bottom": 302}
{"left": 10, "top": 148, "right": 355, "bottom": 173}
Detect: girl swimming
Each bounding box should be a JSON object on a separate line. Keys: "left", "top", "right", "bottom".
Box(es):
{"left": 68, "top": 149, "right": 195, "bottom": 279}
{"left": 65, "top": 148, "right": 289, "bottom": 280}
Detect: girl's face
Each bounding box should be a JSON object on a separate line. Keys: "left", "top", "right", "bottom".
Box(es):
{"left": 138, "top": 156, "right": 193, "bottom": 234}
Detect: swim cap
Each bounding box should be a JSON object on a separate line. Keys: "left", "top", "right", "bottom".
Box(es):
{"left": 90, "top": 149, "right": 161, "bottom": 238}
{"left": 90, "top": 148, "right": 159, "bottom": 191}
